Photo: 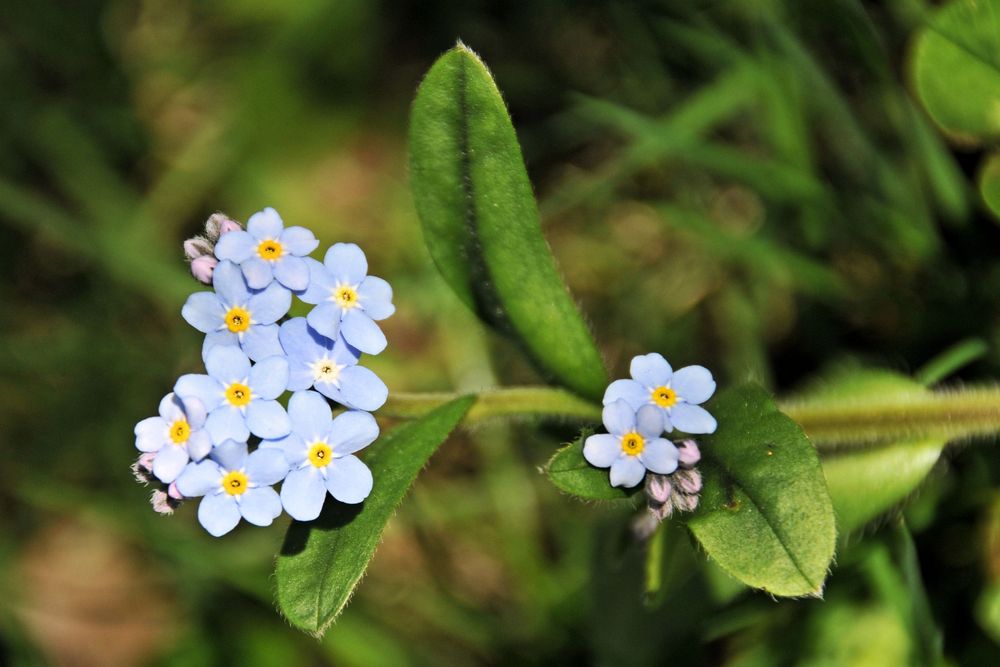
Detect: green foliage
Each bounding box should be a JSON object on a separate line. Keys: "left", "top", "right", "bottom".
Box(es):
{"left": 544, "top": 435, "right": 641, "bottom": 502}
{"left": 685, "top": 383, "right": 836, "bottom": 597}
{"left": 980, "top": 152, "right": 1000, "bottom": 220}
{"left": 275, "top": 397, "right": 474, "bottom": 636}
{"left": 911, "top": 0, "right": 1000, "bottom": 143}
{"left": 408, "top": 44, "right": 607, "bottom": 399}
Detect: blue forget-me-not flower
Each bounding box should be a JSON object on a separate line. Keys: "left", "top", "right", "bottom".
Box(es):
{"left": 604, "top": 353, "right": 717, "bottom": 434}
{"left": 584, "top": 399, "right": 680, "bottom": 488}
{"left": 176, "top": 440, "right": 289, "bottom": 536}
{"left": 214, "top": 207, "right": 319, "bottom": 291}
{"left": 134, "top": 393, "right": 212, "bottom": 483}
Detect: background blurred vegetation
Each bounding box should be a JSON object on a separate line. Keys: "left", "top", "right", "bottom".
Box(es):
{"left": 2, "top": 0, "right": 999, "bottom": 664}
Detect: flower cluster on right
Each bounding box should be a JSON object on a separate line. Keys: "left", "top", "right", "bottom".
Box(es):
{"left": 583, "top": 352, "right": 716, "bottom": 524}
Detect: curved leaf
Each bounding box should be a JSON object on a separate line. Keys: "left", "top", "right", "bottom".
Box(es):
{"left": 685, "top": 383, "right": 836, "bottom": 597}
{"left": 980, "top": 151, "right": 1000, "bottom": 221}
{"left": 408, "top": 43, "right": 607, "bottom": 399}
{"left": 275, "top": 396, "right": 475, "bottom": 635}
{"left": 545, "top": 435, "right": 641, "bottom": 502}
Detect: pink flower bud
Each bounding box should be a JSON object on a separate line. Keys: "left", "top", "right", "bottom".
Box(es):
{"left": 675, "top": 469, "right": 702, "bottom": 495}
{"left": 677, "top": 439, "right": 701, "bottom": 468}
{"left": 150, "top": 490, "right": 175, "bottom": 515}
{"left": 646, "top": 474, "right": 672, "bottom": 504}
{"left": 190, "top": 255, "right": 218, "bottom": 284}
{"left": 138, "top": 452, "right": 156, "bottom": 471}
{"left": 631, "top": 512, "right": 660, "bottom": 541}
{"left": 167, "top": 482, "right": 184, "bottom": 500}
{"left": 204, "top": 213, "right": 242, "bottom": 241}
{"left": 218, "top": 217, "right": 242, "bottom": 235}
{"left": 183, "top": 237, "right": 213, "bottom": 260}
{"left": 651, "top": 497, "right": 674, "bottom": 522}
{"left": 673, "top": 492, "right": 699, "bottom": 513}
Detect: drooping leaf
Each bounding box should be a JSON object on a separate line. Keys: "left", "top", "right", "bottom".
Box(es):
{"left": 979, "top": 151, "right": 1000, "bottom": 221}
{"left": 910, "top": 0, "right": 1000, "bottom": 143}
{"left": 275, "top": 396, "right": 475, "bottom": 636}
{"left": 408, "top": 43, "right": 607, "bottom": 399}
{"left": 544, "top": 434, "right": 641, "bottom": 502}
{"left": 685, "top": 383, "right": 836, "bottom": 597}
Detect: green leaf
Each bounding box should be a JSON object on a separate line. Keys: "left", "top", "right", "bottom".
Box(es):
{"left": 979, "top": 151, "right": 1000, "bottom": 221}
{"left": 544, "top": 434, "right": 641, "bottom": 502}
{"left": 911, "top": 0, "right": 1000, "bottom": 143}
{"left": 275, "top": 396, "right": 475, "bottom": 636}
{"left": 685, "top": 383, "right": 836, "bottom": 597}
{"left": 408, "top": 43, "right": 607, "bottom": 399}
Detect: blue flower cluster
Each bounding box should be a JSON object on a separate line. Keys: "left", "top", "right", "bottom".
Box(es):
{"left": 584, "top": 353, "right": 717, "bottom": 489}
{"left": 133, "top": 209, "right": 393, "bottom": 536}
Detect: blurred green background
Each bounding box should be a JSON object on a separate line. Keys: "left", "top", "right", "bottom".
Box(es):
{"left": 2, "top": 0, "right": 999, "bottom": 665}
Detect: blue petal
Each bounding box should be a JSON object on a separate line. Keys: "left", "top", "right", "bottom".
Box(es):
{"left": 583, "top": 434, "right": 620, "bottom": 468}
{"left": 280, "top": 225, "right": 319, "bottom": 256}
{"left": 186, "top": 430, "right": 212, "bottom": 461}
{"left": 630, "top": 353, "right": 673, "bottom": 388}
{"left": 210, "top": 439, "right": 249, "bottom": 471}
{"left": 329, "top": 410, "right": 379, "bottom": 455}
{"left": 247, "top": 207, "right": 284, "bottom": 239}
{"left": 602, "top": 399, "right": 636, "bottom": 436}
{"left": 279, "top": 317, "right": 329, "bottom": 360}
{"left": 287, "top": 390, "right": 332, "bottom": 439}
{"left": 277, "top": 432, "right": 307, "bottom": 466}
{"left": 602, "top": 379, "right": 649, "bottom": 410}
{"left": 636, "top": 405, "right": 665, "bottom": 439}
{"left": 669, "top": 403, "right": 717, "bottom": 434}
{"left": 340, "top": 310, "right": 386, "bottom": 355}
{"left": 152, "top": 444, "right": 189, "bottom": 483}
{"left": 358, "top": 276, "right": 394, "bottom": 320}
{"left": 213, "top": 260, "right": 250, "bottom": 307}
{"left": 205, "top": 345, "right": 251, "bottom": 383}
{"left": 158, "top": 393, "right": 185, "bottom": 421}
{"left": 325, "top": 455, "right": 373, "bottom": 504}
{"left": 609, "top": 456, "right": 646, "bottom": 488}
{"left": 249, "top": 355, "right": 289, "bottom": 399}
{"left": 314, "top": 381, "right": 345, "bottom": 404}
{"left": 242, "top": 257, "right": 273, "bottom": 290}
{"left": 245, "top": 447, "right": 289, "bottom": 486}
{"left": 198, "top": 492, "right": 242, "bottom": 536}
{"left": 178, "top": 395, "right": 207, "bottom": 428}
{"left": 280, "top": 466, "right": 327, "bottom": 521}
{"left": 288, "top": 358, "right": 316, "bottom": 391}
{"left": 241, "top": 323, "right": 283, "bottom": 361}
{"left": 324, "top": 242, "right": 368, "bottom": 283}
{"left": 274, "top": 256, "right": 309, "bottom": 291}
{"left": 331, "top": 335, "right": 360, "bottom": 365}
{"left": 639, "top": 438, "right": 679, "bottom": 475}
{"left": 671, "top": 365, "right": 716, "bottom": 405}
{"left": 202, "top": 329, "right": 239, "bottom": 364}
{"left": 248, "top": 282, "right": 291, "bottom": 324}
{"left": 206, "top": 406, "right": 249, "bottom": 444}
{"left": 174, "top": 374, "right": 223, "bottom": 411}
{"left": 306, "top": 301, "right": 342, "bottom": 340}
{"left": 214, "top": 230, "right": 256, "bottom": 262}
{"left": 134, "top": 417, "right": 167, "bottom": 452}
{"left": 299, "top": 258, "right": 336, "bottom": 304}
{"left": 239, "top": 486, "right": 282, "bottom": 526}
{"left": 246, "top": 399, "right": 291, "bottom": 439}
{"left": 176, "top": 459, "right": 223, "bottom": 497}
{"left": 181, "top": 292, "right": 224, "bottom": 333}
{"left": 338, "top": 366, "right": 388, "bottom": 411}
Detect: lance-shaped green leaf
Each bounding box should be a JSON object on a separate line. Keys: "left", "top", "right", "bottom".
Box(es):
{"left": 685, "top": 383, "right": 836, "bottom": 597}
{"left": 408, "top": 43, "right": 607, "bottom": 399}
{"left": 275, "top": 396, "right": 474, "bottom": 636}
{"left": 545, "top": 434, "right": 641, "bottom": 502}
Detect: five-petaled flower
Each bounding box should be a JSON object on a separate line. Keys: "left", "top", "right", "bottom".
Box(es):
{"left": 269, "top": 391, "right": 379, "bottom": 521}
{"left": 182, "top": 260, "right": 291, "bottom": 362}
{"left": 603, "top": 353, "right": 717, "bottom": 434}
{"left": 174, "top": 345, "right": 291, "bottom": 444}
{"left": 279, "top": 317, "right": 388, "bottom": 411}
{"left": 584, "top": 399, "right": 680, "bottom": 488}
{"left": 134, "top": 393, "right": 212, "bottom": 483}
{"left": 176, "top": 440, "right": 289, "bottom": 536}
{"left": 300, "top": 243, "right": 395, "bottom": 355}
{"left": 214, "top": 207, "right": 319, "bottom": 291}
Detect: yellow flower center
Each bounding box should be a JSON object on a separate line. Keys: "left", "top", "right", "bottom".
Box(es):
{"left": 308, "top": 441, "right": 333, "bottom": 467}
{"left": 257, "top": 239, "right": 283, "bottom": 261}
{"left": 168, "top": 419, "right": 190, "bottom": 444}
{"left": 222, "top": 470, "right": 249, "bottom": 496}
{"left": 225, "top": 382, "right": 252, "bottom": 407}
{"left": 621, "top": 432, "right": 645, "bottom": 456}
{"left": 225, "top": 306, "right": 251, "bottom": 333}
{"left": 333, "top": 285, "right": 359, "bottom": 309}
{"left": 311, "top": 358, "right": 341, "bottom": 385}
{"left": 651, "top": 386, "right": 677, "bottom": 408}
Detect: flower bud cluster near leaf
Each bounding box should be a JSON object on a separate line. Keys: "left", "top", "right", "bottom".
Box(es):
{"left": 133, "top": 209, "right": 394, "bottom": 536}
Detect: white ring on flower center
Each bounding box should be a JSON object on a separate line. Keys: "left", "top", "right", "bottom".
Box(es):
{"left": 310, "top": 357, "right": 343, "bottom": 386}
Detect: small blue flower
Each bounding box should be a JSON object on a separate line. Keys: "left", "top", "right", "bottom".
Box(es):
{"left": 603, "top": 353, "right": 717, "bottom": 434}
{"left": 174, "top": 345, "right": 291, "bottom": 444}
{"left": 279, "top": 317, "right": 388, "bottom": 412}
{"left": 584, "top": 399, "right": 679, "bottom": 488}
{"left": 269, "top": 391, "right": 379, "bottom": 521}
{"left": 214, "top": 207, "right": 319, "bottom": 291}
{"left": 299, "top": 243, "right": 394, "bottom": 355}
{"left": 181, "top": 260, "right": 291, "bottom": 362}
{"left": 134, "top": 393, "right": 212, "bottom": 483}
{"left": 175, "top": 440, "right": 289, "bottom": 536}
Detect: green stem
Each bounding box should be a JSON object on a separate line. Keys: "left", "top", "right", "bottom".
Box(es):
{"left": 386, "top": 384, "right": 1000, "bottom": 449}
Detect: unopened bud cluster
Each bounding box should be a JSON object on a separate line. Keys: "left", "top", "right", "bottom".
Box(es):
{"left": 633, "top": 439, "right": 703, "bottom": 539}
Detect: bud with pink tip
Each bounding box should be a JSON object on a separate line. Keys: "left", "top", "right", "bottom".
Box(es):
{"left": 183, "top": 237, "right": 213, "bottom": 260}
{"left": 646, "top": 474, "right": 672, "bottom": 504}
{"left": 674, "top": 469, "right": 702, "bottom": 495}
{"left": 167, "top": 482, "right": 184, "bottom": 501}
{"left": 677, "top": 439, "right": 701, "bottom": 468}
{"left": 150, "top": 490, "right": 174, "bottom": 515}
{"left": 204, "top": 212, "right": 242, "bottom": 241}
{"left": 190, "top": 255, "right": 218, "bottom": 284}
{"left": 673, "top": 492, "right": 699, "bottom": 513}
